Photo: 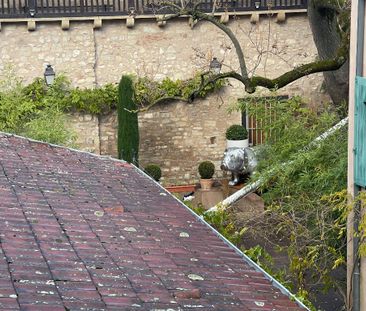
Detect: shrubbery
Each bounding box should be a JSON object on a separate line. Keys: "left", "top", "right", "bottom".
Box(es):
{"left": 225, "top": 124, "right": 248, "bottom": 140}
{"left": 229, "top": 96, "right": 348, "bottom": 307}
{"left": 0, "top": 73, "right": 76, "bottom": 146}
{"left": 144, "top": 164, "right": 162, "bottom": 181}
{"left": 198, "top": 161, "right": 215, "bottom": 179}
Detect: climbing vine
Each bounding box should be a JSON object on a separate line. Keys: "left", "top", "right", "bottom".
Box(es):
{"left": 134, "top": 73, "right": 226, "bottom": 110}
{"left": 0, "top": 71, "right": 225, "bottom": 145}
{"left": 19, "top": 73, "right": 226, "bottom": 116}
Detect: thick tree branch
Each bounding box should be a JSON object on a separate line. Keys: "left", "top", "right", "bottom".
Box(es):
{"left": 134, "top": 96, "right": 188, "bottom": 113}
{"left": 249, "top": 54, "right": 347, "bottom": 92}
{"left": 134, "top": 71, "right": 244, "bottom": 112}
{"left": 247, "top": 27, "right": 349, "bottom": 92}
{"left": 158, "top": 4, "right": 249, "bottom": 83}
{"left": 147, "top": 1, "right": 349, "bottom": 107}
{"left": 192, "top": 11, "right": 249, "bottom": 82}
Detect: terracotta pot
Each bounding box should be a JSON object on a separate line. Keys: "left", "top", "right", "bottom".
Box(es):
{"left": 200, "top": 178, "right": 213, "bottom": 190}
{"left": 165, "top": 184, "right": 196, "bottom": 193}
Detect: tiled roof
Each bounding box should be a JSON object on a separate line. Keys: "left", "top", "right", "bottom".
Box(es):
{"left": 0, "top": 133, "right": 306, "bottom": 311}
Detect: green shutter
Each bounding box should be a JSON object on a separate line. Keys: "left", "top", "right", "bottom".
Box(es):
{"left": 354, "top": 76, "right": 366, "bottom": 187}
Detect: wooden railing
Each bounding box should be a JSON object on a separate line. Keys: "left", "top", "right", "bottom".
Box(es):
{"left": 0, "top": 0, "right": 307, "bottom": 18}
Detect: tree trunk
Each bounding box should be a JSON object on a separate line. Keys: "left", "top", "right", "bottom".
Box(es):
{"left": 307, "top": 0, "right": 349, "bottom": 108}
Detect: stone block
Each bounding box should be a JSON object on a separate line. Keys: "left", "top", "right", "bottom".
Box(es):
{"left": 61, "top": 19, "right": 70, "bottom": 30}
{"left": 27, "top": 21, "right": 36, "bottom": 31}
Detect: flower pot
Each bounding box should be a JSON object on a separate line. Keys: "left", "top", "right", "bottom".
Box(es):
{"left": 226, "top": 139, "right": 249, "bottom": 149}
{"left": 165, "top": 184, "right": 196, "bottom": 193}
{"left": 200, "top": 178, "right": 213, "bottom": 190}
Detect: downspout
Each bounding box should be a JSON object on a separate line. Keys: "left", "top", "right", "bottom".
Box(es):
{"left": 352, "top": 1, "right": 364, "bottom": 310}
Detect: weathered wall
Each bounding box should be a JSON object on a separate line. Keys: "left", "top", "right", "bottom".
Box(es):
{"left": 0, "top": 14, "right": 327, "bottom": 98}
{"left": 66, "top": 88, "right": 240, "bottom": 185}
{"left": 0, "top": 14, "right": 330, "bottom": 184}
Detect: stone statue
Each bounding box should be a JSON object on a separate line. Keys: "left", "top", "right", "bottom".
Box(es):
{"left": 220, "top": 147, "right": 257, "bottom": 186}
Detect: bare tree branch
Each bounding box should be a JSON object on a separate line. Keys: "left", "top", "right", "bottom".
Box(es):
{"left": 149, "top": 1, "right": 349, "bottom": 105}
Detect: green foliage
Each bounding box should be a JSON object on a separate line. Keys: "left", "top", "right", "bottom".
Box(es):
{"left": 67, "top": 83, "right": 117, "bottom": 114}
{"left": 0, "top": 71, "right": 225, "bottom": 133}
{"left": 21, "top": 107, "right": 76, "bottom": 145}
{"left": 191, "top": 205, "right": 245, "bottom": 245}
{"left": 198, "top": 161, "right": 215, "bottom": 179}
{"left": 134, "top": 73, "right": 226, "bottom": 106}
{"left": 225, "top": 124, "right": 248, "bottom": 140}
{"left": 117, "top": 75, "right": 139, "bottom": 165}
{"left": 22, "top": 76, "right": 118, "bottom": 115}
{"left": 144, "top": 164, "right": 162, "bottom": 181}
{"left": 244, "top": 245, "right": 292, "bottom": 288}
{"left": 354, "top": 192, "right": 366, "bottom": 257}
{"left": 0, "top": 73, "right": 76, "bottom": 146}
{"left": 232, "top": 95, "right": 348, "bottom": 304}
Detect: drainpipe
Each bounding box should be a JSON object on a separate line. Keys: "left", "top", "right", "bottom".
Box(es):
{"left": 352, "top": 1, "right": 365, "bottom": 310}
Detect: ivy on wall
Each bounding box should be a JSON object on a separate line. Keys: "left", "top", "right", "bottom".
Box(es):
{"left": 0, "top": 71, "right": 225, "bottom": 144}
{"left": 19, "top": 73, "right": 226, "bottom": 116}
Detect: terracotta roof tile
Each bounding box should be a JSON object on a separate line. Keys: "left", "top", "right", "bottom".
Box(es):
{"left": 0, "top": 134, "right": 306, "bottom": 310}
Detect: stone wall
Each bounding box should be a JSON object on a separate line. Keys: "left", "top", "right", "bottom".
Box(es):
{"left": 0, "top": 14, "right": 331, "bottom": 184}
{"left": 0, "top": 14, "right": 327, "bottom": 98}
{"left": 65, "top": 88, "right": 241, "bottom": 185}
{"left": 138, "top": 88, "right": 240, "bottom": 184}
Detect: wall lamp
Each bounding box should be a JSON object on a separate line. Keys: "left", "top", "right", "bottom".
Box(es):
{"left": 44, "top": 64, "right": 55, "bottom": 86}
{"left": 209, "top": 57, "right": 222, "bottom": 75}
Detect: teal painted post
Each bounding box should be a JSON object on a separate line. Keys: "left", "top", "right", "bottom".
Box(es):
{"left": 354, "top": 76, "right": 366, "bottom": 187}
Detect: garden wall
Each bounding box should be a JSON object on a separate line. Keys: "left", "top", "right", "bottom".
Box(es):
{"left": 1, "top": 13, "right": 331, "bottom": 184}
{"left": 66, "top": 88, "right": 241, "bottom": 185}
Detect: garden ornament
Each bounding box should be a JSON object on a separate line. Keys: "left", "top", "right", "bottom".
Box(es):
{"left": 220, "top": 147, "right": 257, "bottom": 186}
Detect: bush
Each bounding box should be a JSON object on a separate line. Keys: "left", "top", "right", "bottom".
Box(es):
{"left": 144, "top": 164, "right": 162, "bottom": 181}
{"left": 225, "top": 124, "right": 248, "bottom": 140}
{"left": 231, "top": 96, "right": 348, "bottom": 306}
{"left": 21, "top": 107, "right": 76, "bottom": 146}
{"left": 198, "top": 161, "right": 215, "bottom": 179}
{"left": 0, "top": 72, "right": 76, "bottom": 146}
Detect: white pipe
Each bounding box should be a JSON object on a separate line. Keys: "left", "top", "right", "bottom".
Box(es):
{"left": 206, "top": 117, "right": 348, "bottom": 213}
{"left": 309, "top": 117, "right": 348, "bottom": 147}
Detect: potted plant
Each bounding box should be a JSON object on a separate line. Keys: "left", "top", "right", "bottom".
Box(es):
{"left": 144, "top": 164, "right": 162, "bottom": 182}
{"left": 198, "top": 161, "right": 215, "bottom": 190}
{"left": 225, "top": 124, "right": 248, "bottom": 148}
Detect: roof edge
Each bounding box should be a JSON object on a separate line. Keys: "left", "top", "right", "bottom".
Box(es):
{"left": 134, "top": 165, "right": 310, "bottom": 311}
{"left": 0, "top": 132, "right": 128, "bottom": 164}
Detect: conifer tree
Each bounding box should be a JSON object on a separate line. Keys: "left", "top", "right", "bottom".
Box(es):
{"left": 117, "top": 75, "right": 139, "bottom": 165}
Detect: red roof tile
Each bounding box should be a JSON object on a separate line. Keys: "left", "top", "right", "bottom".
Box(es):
{"left": 0, "top": 134, "right": 306, "bottom": 311}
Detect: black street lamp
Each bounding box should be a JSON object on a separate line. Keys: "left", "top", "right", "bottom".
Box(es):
{"left": 209, "top": 57, "right": 222, "bottom": 75}
{"left": 44, "top": 65, "right": 55, "bottom": 86}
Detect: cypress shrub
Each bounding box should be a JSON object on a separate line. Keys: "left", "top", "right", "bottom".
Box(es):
{"left": 117, "top": 75, "right": 139, "bottom": 165}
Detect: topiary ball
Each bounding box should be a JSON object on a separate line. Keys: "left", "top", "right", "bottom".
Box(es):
{"left": 198, "top": 161, "right": 215, "bottom": 179}
{"left": 144, "top": 164, "right": 162, "bottom": 181}
{"left": 225, "top": 124, "right": 248, "bottom": 140}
